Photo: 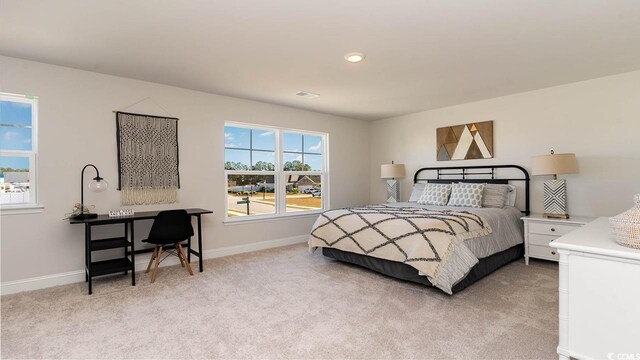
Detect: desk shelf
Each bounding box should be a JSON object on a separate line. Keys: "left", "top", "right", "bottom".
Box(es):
{"left": 90, "top": 237, "right": 131, "bottom": 251}
{"left": 81, "top": 221, "right": 136, "bottom": 295}
{"left": 90, "top": 258, "right": 133, "bottom": 277}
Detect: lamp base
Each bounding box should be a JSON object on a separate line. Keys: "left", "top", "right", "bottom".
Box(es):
{"left": 73, "top": 213, "right": 98, "bottom": 220}
{"left": 543, "top": 179, "right": 568, "bottom": 219}
{"left": 386, "top": 179, "right": 400, "bottom": 203}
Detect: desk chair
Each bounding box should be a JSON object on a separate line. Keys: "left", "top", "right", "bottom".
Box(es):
{"left": 143, "top": 210, "right": 194, "bottom": 283}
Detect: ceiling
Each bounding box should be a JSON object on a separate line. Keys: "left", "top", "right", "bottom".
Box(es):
{"left": 1, "top": 1, "right": 639, "bottom": 121}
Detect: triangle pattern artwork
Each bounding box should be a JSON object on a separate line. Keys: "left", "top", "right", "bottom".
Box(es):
{"left": 436, "top": 120, "right": 493, "bottom": 161}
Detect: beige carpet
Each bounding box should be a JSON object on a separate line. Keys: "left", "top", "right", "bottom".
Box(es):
{"left": 1, "top": 244, "right": 559, "bottom": 359}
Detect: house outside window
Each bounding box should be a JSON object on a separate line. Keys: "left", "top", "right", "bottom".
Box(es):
{"left": 224, "top": 123, "right": 328, "bottom": 220}
{"left": 0, "top": 93, "right": 38, "bottom": 208}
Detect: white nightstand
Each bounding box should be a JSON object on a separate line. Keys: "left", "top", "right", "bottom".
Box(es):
{"left": 521, "top": 215, "right": 595, "bottom": 265}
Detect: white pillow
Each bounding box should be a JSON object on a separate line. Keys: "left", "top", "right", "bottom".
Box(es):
{"left": 447, "top": 183, "right": 485, "bottom": 208}
{"left": 417, "top": 183, "right": 452, "bottom": 206}
{"left": 408, "top": 183, "right": 426, "bottom": 202}
{"left": 505, "top": 185, "right": 516, "bottom": 207}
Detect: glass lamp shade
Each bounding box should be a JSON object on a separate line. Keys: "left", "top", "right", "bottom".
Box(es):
{"left": 88, "top": 178, "right": 109, "bottom": 192}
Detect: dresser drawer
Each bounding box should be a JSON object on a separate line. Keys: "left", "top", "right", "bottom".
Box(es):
{"left": 529, "top": 244, "right": 559, "bottom": 261}
{"left": 529, "top": 222, "right": 579, "bottom": 236}
{"left": 528, "top": 233, "right": 558, "bottom": 246}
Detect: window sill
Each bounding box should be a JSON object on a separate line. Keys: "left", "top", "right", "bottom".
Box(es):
{"left": 223, "top": 210, "right": 323, "bottom": 225}
{"left": 0, "top": 204, "right": 45, "bottom": 215}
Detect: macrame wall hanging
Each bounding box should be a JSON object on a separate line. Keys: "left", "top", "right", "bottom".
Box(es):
{"left": 115, "top": 110, "right": 180, "bottom": 205}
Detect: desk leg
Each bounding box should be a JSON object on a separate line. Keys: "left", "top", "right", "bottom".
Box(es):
{"left": 124, "top": 222, "right": 129, "bottom": 275}
{"left": 86, "top": 224, "right": 92, "bottom": 295}
{"left": 85, "top": 224, "right": 89, "bottom": 283}
{"left": 197, "top": 214, "right": 203, "bottom": 272}
{"left": 130, "top": 220, "right": 136, "bottom": 286}
{"left": 187, "top": 237, "right": 192, "bottom": 263}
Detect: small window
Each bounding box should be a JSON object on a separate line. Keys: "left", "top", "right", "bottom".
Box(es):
{"left": 0, "top": 93, "right": 38, "bottom": 207}
{"left": 224, "top": 124, "right": 328, "bottom": 220}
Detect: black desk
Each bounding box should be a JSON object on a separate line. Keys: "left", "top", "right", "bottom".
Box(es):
{"left": 70, "top": 208, "right": 213, "bottom": 294}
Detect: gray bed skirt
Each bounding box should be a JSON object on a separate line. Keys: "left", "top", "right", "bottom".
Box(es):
{"left": 321, "top": 244, "right": 524, "bottom": 294}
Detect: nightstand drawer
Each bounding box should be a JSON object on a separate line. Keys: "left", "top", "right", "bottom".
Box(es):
{"left": 528, "top": 233, "right": 558, "bottom": 246}
{"left": 529, "top": 244, "right": 559, "bottom": 261}
{"left": 529, "top": 222, "right": 578, "bottom": 236}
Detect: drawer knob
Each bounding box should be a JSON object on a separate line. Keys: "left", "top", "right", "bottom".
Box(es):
{"left": 550, "top": 228, "right": 556, "bottom": 232}
{"left": 551, "top": 251, "right": 556, "bottom": 255}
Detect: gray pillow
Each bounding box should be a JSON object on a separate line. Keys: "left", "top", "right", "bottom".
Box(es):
{"left": 408, "top": 183, "right": 426, "bottom": 202}
{"left": 482, "top": 184, "right": 510, "bottom": 208}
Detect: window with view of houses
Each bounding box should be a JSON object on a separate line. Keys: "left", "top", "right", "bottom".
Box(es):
{"left": 224, "top": 123, "right": 328, "bottom": 219}
{"left": 0, "top": 93, "right": 38, "bottom": 207}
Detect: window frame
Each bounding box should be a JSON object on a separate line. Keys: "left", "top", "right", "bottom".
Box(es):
{"left": 224, "top": 122, "right": 329, "bottom": 223}
{"left": 0, "top": 92, "right": 40, "bottom": 212}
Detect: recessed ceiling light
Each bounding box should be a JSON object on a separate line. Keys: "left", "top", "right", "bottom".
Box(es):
{"left": 295, "top": 91, "right": 320, "bottom": 99}
{"left": 344, "top": 52, "right": 365, "bottom": 63}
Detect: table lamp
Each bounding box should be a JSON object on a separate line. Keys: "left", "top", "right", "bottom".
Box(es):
{"left": 74, "top": 164, "right": 108, "bottom": 220}
{"left": 532, "top": 150, "right": 578, "bottom": 219}
{"left": 380, "top": 161, "right": 405, "bottom": 203}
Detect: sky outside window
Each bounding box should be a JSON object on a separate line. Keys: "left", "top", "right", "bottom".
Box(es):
{"left": 0, "top": 156, "right": 29, "bottom": 170}
{"left": 225, "top": 126, "right": 276, "bottom": 170}
{"left": 282, "top": 132, "right": 322, "bottom": 171}
{"left": 251, "top": 129, "right": 274, "bottom": 150}
{"left": 0, "top": 101, "right": 32, "bottom": 151}
{"left": 224, "top": 126, "right": 250, "bottom": 149}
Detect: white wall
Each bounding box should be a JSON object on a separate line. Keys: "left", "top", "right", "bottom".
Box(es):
{"left": 370, "top": 70, "right": 640, "bottom": 217}
{"left": 0, "top": 56, "right": 370, "bottom": 284}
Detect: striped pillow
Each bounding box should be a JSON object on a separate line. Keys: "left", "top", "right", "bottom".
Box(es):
{"left": 482, "top": 184, "right": 510, "bottom": 208}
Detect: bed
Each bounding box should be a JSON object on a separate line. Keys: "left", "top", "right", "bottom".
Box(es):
{"left": 309, "top": 165, "right": 530, "bottom": 294}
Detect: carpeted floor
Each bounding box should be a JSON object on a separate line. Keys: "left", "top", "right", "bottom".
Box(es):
{"left": 1, "top": 244, "right": 559, "bottom": 359}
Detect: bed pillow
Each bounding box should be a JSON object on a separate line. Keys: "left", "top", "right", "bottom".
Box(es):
{"left": 417, "top": 183, "right": 452, "bottom": 206}
{"left": 447, "top": 183, "right": 485, "bottom": 208}
{"left": 408, "top": 183, "right": 426, "bottom": 202}
{"left": 505, "top": 185, "right": 517, "bottom": 207}
{"left": 482, "top": 184, "right": 510, "bottom": 208}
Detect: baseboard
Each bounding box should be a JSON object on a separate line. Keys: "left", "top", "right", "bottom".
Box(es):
{"left": 201, "top": 234, "right": 307, "bottom": 258}
{"left": 1, "top": 235, "right": 308, "bottom": 295}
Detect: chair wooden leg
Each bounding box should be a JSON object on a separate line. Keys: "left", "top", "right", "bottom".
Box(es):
{"left": 177, "top": 244, "right": 194, "bottom": 276}
{"left": 146, "top": 247, "right": 158, "bottom": 273}
{"left": 176, "top": 244, "right": 185, "bottom": 267}
{"left": 151, "top": 247, "right": 163, "bottom": 283}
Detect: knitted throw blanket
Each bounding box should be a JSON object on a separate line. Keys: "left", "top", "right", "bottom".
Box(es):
{"left": 309, "top": 205, "right": 492, "bottom": 294}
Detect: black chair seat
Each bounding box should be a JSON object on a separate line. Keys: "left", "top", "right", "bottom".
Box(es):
{"left": 143, "top": 209, "right": 195, "bottom": 283}
{"left": 142, "top": 238, "right": 189, "bottom": 245}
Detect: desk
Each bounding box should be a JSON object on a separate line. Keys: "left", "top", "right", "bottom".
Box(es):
{"left": 70, "top": 208, "right": 213, "bottom": 294}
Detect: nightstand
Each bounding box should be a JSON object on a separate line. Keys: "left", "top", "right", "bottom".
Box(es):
{"left": 521, "top": 215, "right": 595, "bottom": 265}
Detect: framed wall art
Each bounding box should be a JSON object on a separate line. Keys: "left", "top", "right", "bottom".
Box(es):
{"left": 436, "top": 120, "right": 493, "bottom": 161}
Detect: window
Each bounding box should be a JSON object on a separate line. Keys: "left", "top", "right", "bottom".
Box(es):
{"left": 0, "top": 93, "right": 38, "bottom": 207}
{"left": 224, "top": 123, "right": 328, "bottom": 220}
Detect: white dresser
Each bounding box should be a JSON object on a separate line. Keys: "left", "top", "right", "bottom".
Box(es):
{"left": 550, "top": 217, "right": 640, "bottom": 360}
